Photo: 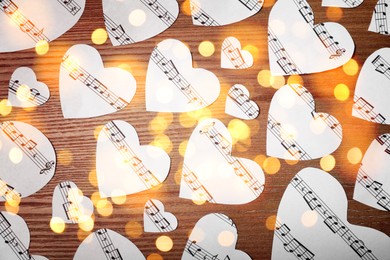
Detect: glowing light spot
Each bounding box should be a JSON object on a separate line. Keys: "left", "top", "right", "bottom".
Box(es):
{"left": 326, "top": 7, "right": 343, "bottom": 21}
{"left": 156, "top": 236, "right": 173, "bottom": 252}
{"left": 149, "top": 116, "right": 169, "bottom": 134}
{"left": 90, "top": 192, "right": 104, "bottom": 206}
{"left": 9, "top": 147, "right": 23, "bottom": 164}
{"left": 50, "top": 217, "right": 66, "bottom": 234}
{"left": 94, "top": 125, "right": 104, "bottom": 140}
{"left": 88, "top": 170, "right": 98, "bottom": 187}
{"left": 4, "top": 202, "right": 19, "bottom": 214}
{"left": 310, "top": 118, "right": 327, "bottom": 135}
{"left": 228, "top": 119, "right": 250, "bottom": 144}
{"left": 218, "top": 231, "right": 235, "bottom": 247}
{"left": 179, "top": 140, "right": 188, "bottom": 157}
{"left": 254, "top": 154, "right": 267, "bottom": 167}
{"left": 257, "top": 70, "right": 272, "bottom": 87}
{"left": 125, "top": 221, "right": 143, "bottom": 238}
{"left": 151, "top": 134, "right": 173, "bottom": 153}
{"left": 111, "top": 189, "right": 127, "bottom": 205}
{"left": 78, "top": 216, "right": 94, "bottom": 231}
{"left": 6, "top": 194, "right": 21, "bottom": 207}
{"left": 287, "top": 75, "right": 304, "bottom": 85}
{"left": 118, "top": 63, "right": 132, "bottom": 73}
{"left": 57, "top": 149, "right": 73, "bottom": 166}
{"left": 181, "top": 0, "right": 192, "bottom": 15}
{"left": 192, "top": 194, "right": 206, "bottom": 205}
{"left": 347, "top": 147, "right": 362, "bottom": 164}
{"left": 263, "top": 157, "right": 281, "bottom": 175}
{"left": 271, "top": 75, "right": 286, "bottom": 90}
{"left": 243, "top": 44, "right": 259, "bottom": 58}
{"left": 174, "top": 169, "right": 182, "bottom": 185}
{"left": 147, "top": 253, "right": 164, "bottom": 260}
{"left": 263, "top": 0, "right": 276, "bottom": 7}
{"left": 91, "top": 28, "right": 108, "bottom": 45}
{"left": 334, "top": 84, "right": 350, "bottom": 101}
{"left": 320, "top": 155, "right": 336, "bottom": 171}
{"left": 301, "top": 211, "right": 318, "bottom": 227}
{"left": 179, "top": 113, "right": 197, "bottom": 128}
{"left": 0, "top": 99, "right": 12, "bottom": 116}
{"left": 128, "top": 9, "right": 146, "bottom": 26}
{"left": 35, "top": 40, "right": 49, "bottom": 55}
{"left": 265, "top": 215, "right": 278, "bottom": 230}
{"left": 77, "top": 229, "right": 91, "bottom": 241}
{"left": 15, "top": 84, "right": 32, "bottom": 102}
{"left": 96, "top": 200, "right": 113, "bottom": 217}
{"left": 343, "top": 59, "right": 359, "bottom": 76}
{"left": 285, "top": 159, "right": 299, "bottom": 165}
{"left": 198, "top": 41, "right": 215, "bottom": 57}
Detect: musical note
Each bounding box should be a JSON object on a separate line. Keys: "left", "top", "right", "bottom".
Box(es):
{"left": 372, "top": 0, "right": 389, "bottom": 35}
{"left": 312, "top": 23, "right": 346, "bottom": 60}
{"left": 8, "top": 80, "right": 48, "bottom": 106}
{"left": 57, "top": 0, "right": 82, "bottom": 16}
{"left": 139, "top": 0, "right": 176, "bottom": 26}
{"left": 221, "top": 38, "right": 250, "bottom": 69}
{"left": 184, "top": 239, "right": 225, "bottom": 260}
{"left": 227, "top": 85, "right": 259, "bottom": 119}
{"left": 144, "top": 200, "right": 174, "bottom": 232}
{"left": 182, "top": 164, "right": 216, "bottom": 203}
{"left": 0, "top": 179, "right": 21, "bottom": 202}
{"left": 371, "top": 54, "right": 390, "bottom": 80}
{"left": 103, "top": 14, "right": 135, "bottom": 45}
{"left": 238, "top": 0, "right": 262, "bottom": 11}
{"left": 58, "top": 181, "right": 83, "bottom": 223}
{"left": 311, "top": 112, "right": 342, "bottom": 140}
{"left": 190, "top": 1, "right": 219, "bottom": 26}
{"left": 353, "top": 96, "right": 386, "bottom": 124}
{"left": 95, "top": 229, "right": 123, "bottom": 260}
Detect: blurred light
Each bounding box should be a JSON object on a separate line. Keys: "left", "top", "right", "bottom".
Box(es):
{"left": 187, "top": 108, "right": 212, "bottom": 120}
{"left": 118, "top": 63, "right": 133, "bottom": 73}
{"left": 156, "top": 236, "right": 173, "bottom": 252}
{"left": 4, "top": 201, "right": 19, "bottom": 214}
{"left": 198, "top": 41, "right": 215, "bottom": 57}
{"left": 151, "top": 134, "right": 173, "bottom": 153}
{"left": 235, "top": 138, "right": 251, "bottom": 152}
{"left": 228, "top": 119, "right": 250, "bottom": 144}
{"left": 257, "top": 70, "right": 272, "bottom": 87}
{"left": 22, "top": 106, "right": 37, "bottom": 112}
{"left": 263, "top": 0, "right": 276, "bottom": 7}
{"left": 88, "top": 170, "right": 98, "bottom": 187}
{"left": 147, "top": 253, "right": 163, "bottom": 260}
{"left": 265, "top": 215, "right": 278, "bottom": 230}
{"left": 128, "top": 9, "right": 146, "bottom": 26}
{"left": 334, "top": 84, "right": 350, "bottom": 101}
{"left": 263, "top": 157, "right": 281, "bottom": 175}
{"left": 243, "top": 45, "right": 259, "bottom": 58}
{"left": 35, "top": 40, "right": 49, "bottom": 55}
{"left": 78, "top": 216, "right": 94, "bottom": 231}
{"left": 96, "top": 200, "right": 113, "bottom": 217}
{"left": 90, "top": 191, "right": 104, "bottom": 206}
{"left": 77, "top": 229, "right": 91, "bottom": 242}
{"left": 287, "top": 75, "right": 304, "bottom": 85}
{"left": 192, "top": 192, "right": 207, "bottom": 205}
{"left": 174, "top": 169, "right": 182, "bottom": 185}
{"left": 320, "top": 155, "right": 336, "bottom": 171}
{"left": 301, "top": 210, "right": 318, "bottom": 227}
{"left": 326, "top": 7, "right": 343, "bottom": 21}
{"left": 9, "top": 147, "right": 23, "bottom": 164}
{"left": 285, "top": 159, "right": 299, "bottom": 165}
{"left": 111, "top": 189, "right": 127, "bottom": 205}
{"left": 91, "top": 28, "right": 108, "bottom": 45}
{"left": 0, "top": 99, "right": 12, "bottom": 116}
{"left": 6, "top": 193, "right": 20, "bottom": 206}
{"left": 218, "top": 231, "right": 235, "bottom": 247}
{"left": 343, "top": 59, "right": 359, "bottom": 76}
{"left": 271, "top": 75, "right": 285, "bottom": 89}
{"left": 179, "top": 113, "right": 197, "bottom": 128}
{"left": 16, "top": 84, "right": 31, "bottom": 102}
{"left": 179, "top": 140, "right": 188, "bottom": 157}
{"left": 94, "top": 125, "right": 104, "bottom": 140}
{"left": 50, "top": 217, "right": 66, "bottom": 234}
{"left": 181, "top": 0, "right": 192, "bottom": 15}
{"left": 149, "top": 116, "right": 169, "bottom": 134}
{"left": 57, "top": 149, "right": 73, "bottom": 166}
{"left": 254, "top": 154, "right": 267, "bottom": 167}
{"left": 347, "top": 147, "right": 362, "bottom": 164}
{"left": 125, "top": 221, "right": 143, "bottom": 238}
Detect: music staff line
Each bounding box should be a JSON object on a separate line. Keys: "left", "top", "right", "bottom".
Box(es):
{"left": 376, "top": 134, "right": 390, "bottom": 154}
{"left": 185, "top": 239, "right": 231, "bottom": 260}
{"left": 291, "top": 175, "right": 378, "bottom": 259}
{"left": 103, "top": 14, "right": 135, "bottom": 45}
{"left": 95, "top": 229, "right": 123, "bottom": 260}
{"left": 144, "top": 200, "right": 174, "bottom": 232}
{"left": 373, "top": 0, "right": 389, "bottom": 35}
{"left": 56, "top": 0, "right": 82, "bottom": 16}
{"left": 9, "top": 80, "right": 48, "bottom": 106}
{"left": 59, "top": 181, "right": 82, "bottom": 223}
{"left": 372, "top": 54, "right": 390, "bottom": 80}
{"left": 227, "top": 86, "right": 259, "bottom": 119}
{"left": 1, "top": 121, "right": 55, "bottom": 175}
{"left": 139, "top": 0, "right": 176, "bottom": 26}
{"left": 353, "top": 96, "right": 386, "bottom": 124}
{"left": 182, "top": 163, "right": 216, "bottom": 203}
{"left": 0, "top": 179, "right": 21, "bottom": 202}
{"left": 238, "top": 0, "right": 262, "bottom": 11}
{"left": 103, "top": 121, "right": 161, "bottom": 189}
{"left": 222, "top": 38, "right": 250, "bottom": 69}
{"left": 190, "top": 1, "right": 220, "bottom": 26}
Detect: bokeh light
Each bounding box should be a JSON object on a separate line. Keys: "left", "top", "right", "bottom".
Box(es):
{"left": 156, "top": 236, "right": 173, "bottom": 252}
{"left": 149, "top": 114, "right": 172, "bottom": 134}
{"left": 78, "top": 216, "right": 94, "bottom": 232}
{"left": 91, "top": 28, "right": 108, "bottom": 45}
{"left": 263, "top": 0, "right": 276, "bottom": 7}
{"left": 57, "top": 149, "right": 73, "bottom": 166}
{"left": 151, "top": 134, "right": 173, "bottom": 153}
{"left": 77, "top": 229, "right": 91, "bottom": 242}
{"left": 88, "top": 170, "right": 98, "bottom": 187}
{"left": 285, "top": 159, "right": 299, "bottom": 165}
{"left": 4, "top": 201, "right": 19, "bottom": 214}
{"left": 287, "top": 75, "right": 304, "bottom": 85}
{"left": 50, "top": 217, "right": 66, "bottom": 234}
{"left": 147, "top": 253, "right": 164, "bottom": 260}
{"left": 110, "top": 189, "right": 127, "bottom": 205}
{"left": 254, "top": 154, "right": 267, "bottom": 167}
{"left": 179, "top": 140, "right": 188, "bottom": 157}
{"left": 263, "top": 157, "right": 281, "bottom": 175}
{"left": 257, "top": 70, "right": 272, "bottom": 87}
{"left": 118, "top": 63, "right": 133, "bottom": 73}
{"left": 198, "top": 41, "right": 215, "bottom": 57}
{"left": 347, "top": 147, "right": 363, "bottom": 164}
{"left": 343, "top": 59, "right": 359, "bottom": 76}
{"left": 320, "top": 155, "right": 336, "bottom": 171}
{"left": 181, "top": 0, "right": 192, "bottom": 15}
{"left": 265, "top": 215, "right": 278, "bottom": 231}
{"left": 96, "top": 200, "right": 113, "bottom": 217}
{"left": 334, "top": 84, "right": 350, "bottom": 101}
{"left": 94, "top": 125, "right": 104, "bottom": 140}
{"left": 9, "top": 147, "right": 23, "bottom": 164}
{"left": 218, "top": 231, "right": 235, "bottom": 247}
{"left": 326, "top": 7, "right": 343, "bottom": 21}
{"left": 0, "top": 99, "right": 12, "bottom": 116}
{"left": 228, "top": 119, "right": 250, "bottom": 144}
{"left": 301, "top": 210, "right": 318, "bottom": 227}
{"left": 125, "top": 221, "right": 143, "bottom": 238}
{"left": 35, "top": 40, "right": 49, "bottom": 55}
{"left": 243, "top": 44, "right": 259, "bottom": 58}
{"left": 128, "top": 9, "right": 146, "bottom": 26}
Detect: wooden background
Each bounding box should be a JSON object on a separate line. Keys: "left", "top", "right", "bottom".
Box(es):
{"left": 0, "top": 0, "right": 389, "bottom": 259}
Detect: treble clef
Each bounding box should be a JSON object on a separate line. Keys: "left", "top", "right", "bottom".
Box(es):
{"left": 40, "top": 161, "right": 55, "bottom": 174}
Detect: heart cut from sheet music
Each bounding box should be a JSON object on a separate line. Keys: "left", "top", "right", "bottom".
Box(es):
{"left": 225, "top": 84, "right": 259, "bottom": 120}
{"left": 182, "top": 213, "right": 250, "bottom": 259}
{"left": 321, "top": 0, "right": 363, "bottom": 8}
{"left": 368, "top": 0, "right": 389, "bottom": 35}
{"left": 190, "top": 0, "right": 263, "bottom": 26}
{"left": 268, "top": 0, "right": 354, "bottom": 75}
{"left": 74, "top": 228, "right": 145, "bottom": 260}
{"left": 271, "top": 167, "right": 390, "bottom": 259}
{"left": 59, "top": 44, "right": 136, "bottom": 118}
{"left": 7, "top": 67, "right": 50, "bottom": 108}
{"left": 180, "top": 118, "right": 265, "bottom": 205}
{"left": 352, "top": 48, "right": 390, "bottom": 124}
{"left": 0, "top": 212, "right": 48, "bottom": 260}
{"left": 0, "top": 121, "right": 56, "bottom": 201}
{"left": 103, "top": 0, "right": 179, "bottom": 46}
{"left": 52, "top": 181, "right": 94, "bottom": 224}
{"left": 267, "top": 84, "right": 342, "bottom": 160}
{"left": 145, "top": 39, "right": 220, "bottom": 112}
{"left": 144, "top": 199, "right": 178, "bottom": 232}
{"left": 96, "top": 120, "right": 170, "bottom": 198}
{"left": 221, "top": 37, "right": 254, "bottom": 69}
{"left": 0, "top": 0, "right": 85, "bottom": 53}
{"left": 353, "top": 134, "right": 390, "bottom": 211}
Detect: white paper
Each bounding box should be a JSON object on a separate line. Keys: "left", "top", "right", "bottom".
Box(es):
{"left": 225, "top": 84, "right": 259, "bottom": 120}
{"left": 182, "top": 213, "right": 251, "bottom": 259}
{"left": 267, "top": 84, "right": 342, "bottom": 160}
{"left": 144, "top": 199, "right": 178, "bottom": 232}
{"left": 52, "top": 181, "right": 94, "bottom": 223}
{"left": 352, "top": 48, "right": 390, "bottom": 124}
{"left": 0, "top": 0, "right": 85, "bottom": 53}
{"left": 74, "top": 228, "right": 145, "bottom": 260}
{"left": 103, "top": 0, "right": 179, "bottom": 46}
{"left": 271, "top": 167, "right": 390, "bottom": 259}
{"left": 59, "top": 44, "right": 136, "bottom": 118}
{"left": 221, "top": 37, "right": 253, "bottom": 69}
{"left": 0, "top": 121, "right": 56, "bottom": 201}
{"left": 268, "top": 0, "right": 354, "bottom": 75}
{"left": 145, "top": 39, "right": 220, "bottom": 112}
{"left": 179, "top": 118, "right": 265, "bottom": 205}
{"left": 353, "top": 134, "right": 390, "bottom": 211}
{"left": 190, "top": 0, "right": 262, "bottom": 26}
{"left": 96, "top": 120, "right": 170, "bottom": 198}
{"left": 368, "top": 0, "right": 390, "bottom": 35}
{"left": 322, "top": 0, "right": 363, "bottom": 8}
{"left": 0, "top": 211, "right": 48, "bottom": 260}
{"left": 7, "top": 67, "right": 50, "bottom": 107}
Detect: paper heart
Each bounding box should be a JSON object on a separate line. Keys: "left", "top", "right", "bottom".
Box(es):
{"left": 180, "top": 118, "right": 265, "bottom": 205}
{"left": 322, "top": 0, "right": 363, "bottom": 8}
{"left": 144, "top": 199, "right": 178, "bottom": 232}
{"left": 368, "top": 0, "right": 390, "bottom": 35}
{"left": 225, "top": 84, "right": 259, "bottom": 120}
{"left": 271, "top": 167, "right": 390, "bottom": 259}
{"left": 8, "top": 67, "right": 50, "bottom": 107}
{"left": 352, "top": 48, "right": 390, "bottom": 124}
{"left": 103, "top": 0, "right": 179, "bottom": 46}
{"left": 52, "top": 181, "right": 94, "bottom": 223}
{"left": 74, "top": 228, "right": 145, "bottom": 260}
{"left": 190, "top": 0, "right": 263, "bottom": 26}
{"left": 353, "top": 134, "right": 390, "bottom": 211}
{"left": 267, "top": 84, "right": 342, "bottom": 160}
{"left": 268, "top": 0, "right": 354, "bottom": 75}
{"left": 182, "top": 213, "right": 251, "bottom": 259}
{"left": 0, "top": 211, "right": 48, "bottom": 260}
{"left": 96, "top": 120, "right": 170, "bottom": 198}
{"left": 145, "top": 39, "right": 220, "bottom": 112}
{"left": 0, "top": 121, "right": 56, "bottom": 201}
{"left": 59, "top": 44, "right": 136, "bottom": 118}
{"left": 0, "top": 0, "right": 85, "bottom": 53}
{"left": 221, "top": 37, "right": 253, "bottom": 69}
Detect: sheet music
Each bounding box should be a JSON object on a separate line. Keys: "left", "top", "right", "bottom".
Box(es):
{"left": 369, "top": 0, "right": 389, "bottom": 35}
{"left": 95, "top": 229, "right": 123, "bottom": 260}
{"left": 56, "top": 0, "right": 82, "bottom": 15}
{"left": 322, "top": 0, "right": 363, "bottom": 8}
{"left": 0, "top": 179, "right": 21, "bottom": 202}
{"left": 352, "top": 96, "right": 386, "bottom": 124}
{"left": 103, "top": 14, "right": 135, "bottom": 45}
{"left": 8, "top": 80, "right": 48, "bottom": 107}
{"left": 144, "top": 199, "right": 178, "bottom": 232}
{"left": 267, "top": 84, "right": 342, "bottom": 160}
{"left": 190, "top": 1, "right": 220, "bottom": 26}
{"left": 225, "top": 84, "right": 259, "bottom": 120}
{"left": 221, "top": 37, "right": 253, "bottom": 69}
{"left": 182, "top": 164, "right": 216, "bottom": 203}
